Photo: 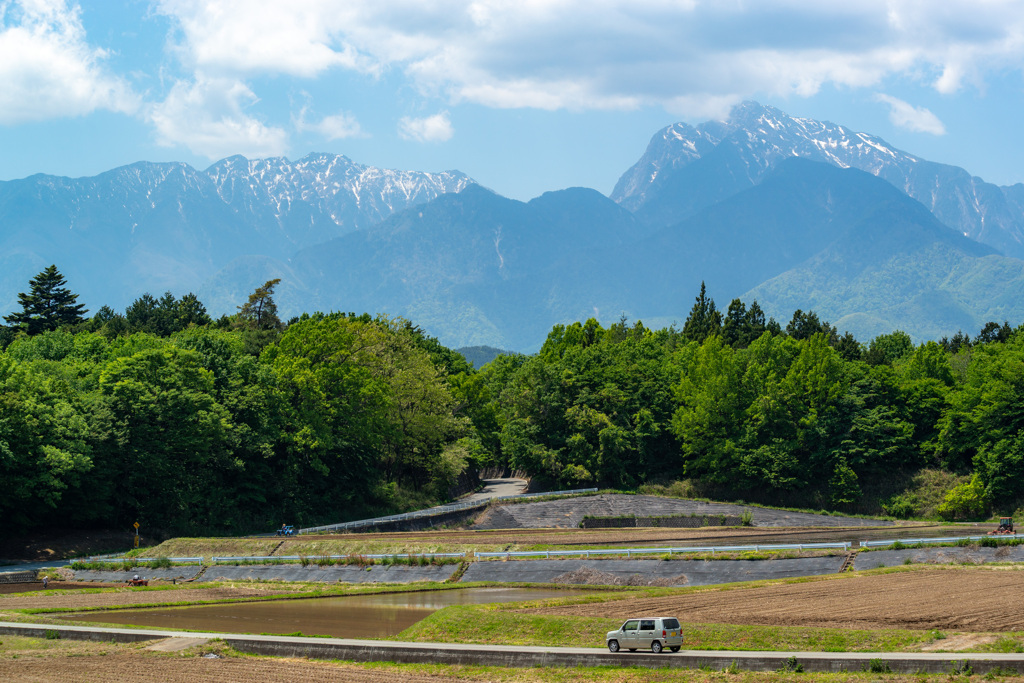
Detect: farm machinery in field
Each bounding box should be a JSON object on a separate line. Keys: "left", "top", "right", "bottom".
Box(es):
{"left": 988, "top": 517, "right": 1015, "bottom": 535}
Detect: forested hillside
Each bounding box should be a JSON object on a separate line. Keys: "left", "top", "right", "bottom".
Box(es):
{"left": 2, "top": 269, "right": 1022, "bottom": 535}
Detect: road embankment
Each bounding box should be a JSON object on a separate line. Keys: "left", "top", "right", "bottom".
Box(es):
{"left": 0, "top": 621, "right": 1020, "bottom": 674}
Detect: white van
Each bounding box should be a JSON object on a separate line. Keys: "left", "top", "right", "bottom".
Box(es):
{"left": 606, "top": 616, "right": 683, "bottom": 653}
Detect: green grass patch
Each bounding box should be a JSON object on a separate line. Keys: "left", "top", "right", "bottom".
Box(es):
{"left": 394, "top": 603, "right": 934, "bottom": 652}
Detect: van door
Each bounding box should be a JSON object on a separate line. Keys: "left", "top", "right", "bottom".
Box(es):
{"left": 638, "top": 619, "right": 657, "bottom": 648}
{"left": 620, "top": 619, "right": 640, "bottom": 649}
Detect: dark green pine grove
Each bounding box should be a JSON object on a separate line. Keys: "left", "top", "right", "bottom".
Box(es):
{"left": 2, "top": 269, "right": 1024, "bottom": 536}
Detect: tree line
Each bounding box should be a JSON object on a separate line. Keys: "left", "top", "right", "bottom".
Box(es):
{"left": 1, "top": 268, "right": 1022, "bottom": 535}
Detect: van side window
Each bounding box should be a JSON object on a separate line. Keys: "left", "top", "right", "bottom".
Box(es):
{"left": 640, "top": 620, "right": 655, "bottom": 630}
{"left": 623, "top": 620, "right": 639, "bottom": 631}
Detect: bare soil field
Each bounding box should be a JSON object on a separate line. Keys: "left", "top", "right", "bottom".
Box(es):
{"left": 523, "top": 567, "right": 1024, "bottom": 632}
{"left": 0, "top": 582, "right": 117, "bottom": 595}
{"left": 0, "top": 585, "right": 289, "bottom": 611}
{"left": 0, "top": 650, "right": 454, "bottom": 683}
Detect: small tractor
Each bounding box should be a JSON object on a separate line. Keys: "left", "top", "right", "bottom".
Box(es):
{"left": 126, "top": 577, "right": 148, "bottom": 587}
{"left": 988, "top": 517, "right": 1015, "bottom": 535}
{"left": 276, "top": 524, "right": 295, "bottom": 536}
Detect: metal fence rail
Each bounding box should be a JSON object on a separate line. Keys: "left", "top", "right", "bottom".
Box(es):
{"left": 298, "top": 488, "right": 599, "bottom": 535}
{"left": 860, "top": 534, "right": 1024, "bottom": 548}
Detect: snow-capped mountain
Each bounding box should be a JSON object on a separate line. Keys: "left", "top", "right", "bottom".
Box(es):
{"left": 0, "top": 155, "right": 474, "bottom": 314}
{"left": 613, "top": 102, "right": 1024, "bottom": 259}
{"left": 206, "top": 153, "right": 474, "bottom": 249}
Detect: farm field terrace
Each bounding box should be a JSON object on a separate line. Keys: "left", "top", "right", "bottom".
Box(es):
{"left": 138, "top": 523, "right": 938, "bottom": 559}
{"left": 5, "top": 567, "right": 1024, "bottom": 655}
{"left": 1, "top": 636, "right": 1015, "bottom": 683}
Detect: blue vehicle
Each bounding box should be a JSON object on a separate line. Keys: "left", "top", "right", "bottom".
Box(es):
{"left": 276, "top": 524, "right": 295, "bottom": 536}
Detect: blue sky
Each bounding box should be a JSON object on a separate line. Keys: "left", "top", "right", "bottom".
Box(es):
{"left": 1, "top": 0, "right": 1023, "bottom": 201}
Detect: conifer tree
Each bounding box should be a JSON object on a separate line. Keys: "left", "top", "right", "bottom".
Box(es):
{"left": 681, "top": 281, "right": 721, "bottom": 343}
{"left": 238, "top": 279, "right": 283, "bottom": 330}
{"left": 4, "top": 265, "right": 87, "bottom": 335}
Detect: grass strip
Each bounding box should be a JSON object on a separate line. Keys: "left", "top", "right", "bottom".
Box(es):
{"left": 394, "top": 603, "right": 935, "bottom": 652}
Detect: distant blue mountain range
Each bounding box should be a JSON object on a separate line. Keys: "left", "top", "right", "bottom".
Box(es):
{"left": 2, "top": 103, "right": 1023, "bottom": 351}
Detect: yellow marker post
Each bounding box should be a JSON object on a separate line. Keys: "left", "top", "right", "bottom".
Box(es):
{"left": 133, "top": 521, "right": 140, "bottom": 548}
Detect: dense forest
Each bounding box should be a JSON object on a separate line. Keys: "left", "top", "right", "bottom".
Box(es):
{"left": 2, "top": 268, "right": 1022, "bottom": 536}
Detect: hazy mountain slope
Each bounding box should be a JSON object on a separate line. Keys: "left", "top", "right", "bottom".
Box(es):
{"left": 280, "top": 184, "right": 643, "bottom": 349}
{"left": 564, "top": 158, "right": 1018, "bottom": 343}
{"left": 614, "top": 102, "right": 1024, "bottom": 258}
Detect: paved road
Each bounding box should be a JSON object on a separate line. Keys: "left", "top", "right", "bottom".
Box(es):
{"left": 460, "top": 478, "right": 528, "bottom": 503}
{"left": 0, "top": 621, "right": 1019, "bottom": 673}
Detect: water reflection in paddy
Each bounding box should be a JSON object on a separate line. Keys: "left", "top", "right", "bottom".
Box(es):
{"left": 64, "top": 587, "right": 581, "bottom": 639}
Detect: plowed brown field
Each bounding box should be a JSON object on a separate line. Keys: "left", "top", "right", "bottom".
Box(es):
{"left": 0, "top": 653, "right": 452, "bottom": 683}
{"left": 523, "top": 568, "right": 1024, "bottom": 632}
{"left": 0, "top": 586, "right": 287, "bottom": 611}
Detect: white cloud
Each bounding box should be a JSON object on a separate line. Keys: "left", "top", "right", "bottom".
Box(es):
{"left": 151, "top": 1, "right": 1024, "bottom": 119}
{"left": 294, "top": 107, "right": 363, "bottom": 140}
{"left": 0, "top": 0, "right": 137, "bottom": 124}
{"left": 398, "top": 112, "right": 453, "bottom": 143}
{"left": 148, "top": 75, "right": 288, "bottom": 158}
{"left": 153, "top": 0, "right": 374, "bottom": 77}
{"left": 874, "top": 94, "right": 946, "bottom": 135}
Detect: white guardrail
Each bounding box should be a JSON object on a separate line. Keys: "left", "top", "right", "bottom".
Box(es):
{"left": 860, "top": 533, "right": 1024, "bottom": 548}
{"left": 297, "top": 487, "right": 600, "bottom": 535}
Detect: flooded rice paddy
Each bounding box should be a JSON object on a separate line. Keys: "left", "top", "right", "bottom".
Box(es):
{"left": 64, "top": 587, "right": 581, "bottom": 638}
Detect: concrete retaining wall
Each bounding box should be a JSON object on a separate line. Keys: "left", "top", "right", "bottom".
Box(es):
{"left": 0, "top": 570, "right": 36, "bottom": 584}
{"left": 462, "top": 556, "right": 845, "bottom": 587}
{"left": 580, "top": 515, "right": 743, "bottom": 529}
{"left": 200, "top": 563, "right": 458, "bottom": 583}
{"left": 858, "top": 545, "right": 1024, "bottom": 569}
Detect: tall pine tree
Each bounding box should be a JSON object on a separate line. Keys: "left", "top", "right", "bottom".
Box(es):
{"left": 4, "top": 265, "right": 87, "bottom": 335}
{"left": 681, "top": 281, "right": 721, "bottom": 343}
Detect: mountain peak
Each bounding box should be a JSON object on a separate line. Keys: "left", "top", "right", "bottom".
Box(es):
{"left": 613, "top": 102, "right": 1024, "bottom": 258}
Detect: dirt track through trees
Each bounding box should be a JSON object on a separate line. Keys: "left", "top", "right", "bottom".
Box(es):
{"left": 522, "top": 568, "right": 1024, "bottom": 632}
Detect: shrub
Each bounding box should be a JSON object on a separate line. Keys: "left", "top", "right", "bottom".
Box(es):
{"left": 938, "top": 475, "right": 989, "bottom": 521}
{"left": 868, "top": 659, "right": 892, "bottom": 673}
{"left": 950, "top": 660, "right": 974, "bottom": 676}
{"left": 740, "top": 510, "right": 754, "bottom": 526}
{"left": 881, "top": 492, "right": 918, "bottom": 519}
{"left": 780, "top": 656, "right": 803, "bottom": 673}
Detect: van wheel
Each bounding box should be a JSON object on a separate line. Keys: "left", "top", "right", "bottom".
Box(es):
{"left": 651, "top": 641, "right": 663, "bottom": 654}
{"left": 671, "top": 647, "right": 680, "bottom": 652}
{"left": 607, "top": 640, "right": 619, "bottom": 653}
